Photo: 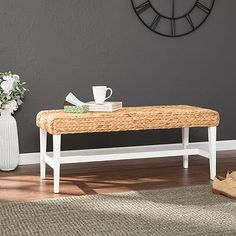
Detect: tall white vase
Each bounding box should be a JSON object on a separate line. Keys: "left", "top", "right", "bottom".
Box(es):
{"left": 0, "top": 109, "right": 19, "bottom": 171}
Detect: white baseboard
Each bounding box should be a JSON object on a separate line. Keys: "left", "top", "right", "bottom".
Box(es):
{"left": 19, "top": 140, "right": 236, "bottom": 165}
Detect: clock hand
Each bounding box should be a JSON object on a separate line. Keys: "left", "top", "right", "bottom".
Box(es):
{"left": 172, "top": 0, "right": 175, "bottom": 18}
{"left": 171, "top": 0, "right": 175, "bottom": 36}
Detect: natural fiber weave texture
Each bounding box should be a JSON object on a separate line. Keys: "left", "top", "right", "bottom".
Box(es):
{"left": 36, "top": 105, "right": 220, "bottom": 135}
{"left": 1, "top": 185, "right": 236, "bottom": 236}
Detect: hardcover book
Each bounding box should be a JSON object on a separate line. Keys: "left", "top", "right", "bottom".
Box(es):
{"left": 86, "top": 101, "right": 122, "bottom": 112}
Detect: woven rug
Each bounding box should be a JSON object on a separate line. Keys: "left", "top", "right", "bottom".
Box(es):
{"left": 1, "top": 185, "right": 236, "bottom": 236}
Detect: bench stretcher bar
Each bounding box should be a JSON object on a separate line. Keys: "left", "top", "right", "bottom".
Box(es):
{"left": 43, "top": 147, "right": 209, "bottom": 167}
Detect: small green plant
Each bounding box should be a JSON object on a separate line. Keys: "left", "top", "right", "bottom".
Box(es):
{"left": 0, "top": 71, "right": 27, "bottom": 113}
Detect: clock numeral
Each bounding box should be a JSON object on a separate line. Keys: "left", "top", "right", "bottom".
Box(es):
{"left": 196, "top": 2, "right": 210, "bottom": 14}
{"left": 185, "top": 14, "right": 195, "bottom": 29}
{"left": 171, "top": 19, "right": 176, "bottom": 36}
{"left": 150, "top": 14, "right": 161, "bottom": 30}
{"left": 135, "top": 1, "right": 151, "bottom": 15}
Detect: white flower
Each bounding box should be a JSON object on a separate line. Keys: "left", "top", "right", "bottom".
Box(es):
{"left": 3, "top": 75, "right": 12, "bottom": 81}
{"left": 12, "top": 74, "right": 20, "bottom": 82}
{"left": 3, "top": 100, "right": 18, "bottom": 113}
{"left": 0, "top": 72, "right": 26, "bottom": 113}
{"left": 0, "top": 78, "right": 15, "bottom": 94}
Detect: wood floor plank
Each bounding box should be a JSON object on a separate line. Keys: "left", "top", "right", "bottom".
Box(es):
{"left": 0, "top": 152, "right": 235, "bottom": 202}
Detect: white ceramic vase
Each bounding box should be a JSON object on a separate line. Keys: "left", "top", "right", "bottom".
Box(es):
{"left": 0, "top": 109, "right": 19, "bottom": 171}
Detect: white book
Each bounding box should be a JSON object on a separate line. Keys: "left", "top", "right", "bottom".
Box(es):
{"left": 86, "top": 101, "right": 122, "bottom": 112}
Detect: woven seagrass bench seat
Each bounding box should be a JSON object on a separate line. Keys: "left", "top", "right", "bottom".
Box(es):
{"left": 36, "top": 105, "right": 219, "bottom": 135}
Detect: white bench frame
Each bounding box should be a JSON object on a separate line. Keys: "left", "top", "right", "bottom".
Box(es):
{"left": 40, "top": 127, "right": 217, "bottom": 193}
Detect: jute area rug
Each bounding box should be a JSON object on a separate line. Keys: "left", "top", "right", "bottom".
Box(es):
{"left": 1, "top": 185, "right": 236, "bottom": 236}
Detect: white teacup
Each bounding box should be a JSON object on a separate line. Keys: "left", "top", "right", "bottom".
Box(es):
{"left": 92, "top": 86, "right": 113, "bottom": 104}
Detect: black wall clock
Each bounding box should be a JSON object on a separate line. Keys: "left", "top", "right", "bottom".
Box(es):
{"left": 131, "top": 0, "right": 215, "bottom": 37}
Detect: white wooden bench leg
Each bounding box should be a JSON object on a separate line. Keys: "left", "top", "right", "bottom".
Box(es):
{"left": 208, "top": 127, "right": 217, "bottom": 180}
{"left": 53, "top": 135, "right": 61, "bottom": 193}
{"left": 182, "top": 127, "right": 189, "bottom": 169}
{"left": 40, "top": 129, "right": 47, "bottom": 179}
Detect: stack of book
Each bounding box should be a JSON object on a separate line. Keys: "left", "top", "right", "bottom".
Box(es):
{"left": 86, "top": 101, "right": 122, "bottom": 112}
{"left": 64, "top": 92, "right": 122, "bottom": 113}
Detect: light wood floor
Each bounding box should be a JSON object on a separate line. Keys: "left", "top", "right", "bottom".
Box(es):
{"left": 0, "top": 151, "right": 235, "bottom": 202}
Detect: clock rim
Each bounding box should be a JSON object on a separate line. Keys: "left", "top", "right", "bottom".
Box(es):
{"left": 131, "top": 0, "right": 215, "bottom": 38}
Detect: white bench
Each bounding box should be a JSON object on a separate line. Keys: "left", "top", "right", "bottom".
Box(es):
{"left": 36, "top": 106, "right": 220, "bottom": 193}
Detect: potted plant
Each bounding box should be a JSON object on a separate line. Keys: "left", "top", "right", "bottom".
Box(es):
{"left": 0, "top": 72, "right": 27, "bottom": 171}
